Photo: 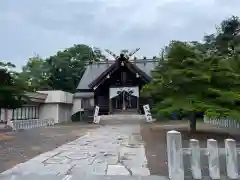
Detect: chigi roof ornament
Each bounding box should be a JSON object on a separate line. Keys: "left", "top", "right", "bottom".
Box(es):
{"left": 104, "top": 48, "right": 140, "bottom": 62}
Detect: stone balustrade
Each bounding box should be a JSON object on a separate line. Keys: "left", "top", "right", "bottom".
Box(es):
{"left": 9, "top": 118, "right": 55, "bottom": 131}
{"left": 167, "top": 130, "right": 239, "bottom": 180}
{"left": 204, "top": 115, "right": 240, "bottom": 129}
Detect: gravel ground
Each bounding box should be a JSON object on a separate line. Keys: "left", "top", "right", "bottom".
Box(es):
{"left": 0, "top": 123, "right": 99, "bottom": 173}
{"left": 140, "top": 121, "right": 240, "bottom": 178}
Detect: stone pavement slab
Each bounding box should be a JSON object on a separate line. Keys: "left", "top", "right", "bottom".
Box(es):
{"left": 1, "top": 125, "right": 150, "bottom": 178}
{"left": 0, "top": 174, "right": 66, "bottom": 180}
{"left": 107, "top": 165, "right": 130, "bottom": 175}
{"left": 0, "top": 174, "right": 169, "bottom": 180}
{"left": 0, "top": 123, "right": 98, "bottom": 173}
{"left": 70, "top": 175, "right": 168, "bottom": 180}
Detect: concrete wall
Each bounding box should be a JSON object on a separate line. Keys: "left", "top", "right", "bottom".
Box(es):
{"left": 90, "top": 98, "right": 94, "bottom": 107}
{"left": 37, "top": 90, "right": 74, "bottom": 123}
{"left": 39, "top": 103, "right": 72, "bottom": 123}
{"left": 58, "top": 104, "right": 72, "bottom": 123}
{"left": 39, "top": 104, "right": 59, "bottom": 123}
{"left": 1, "top": 90, "right": 75, "bottom": 124}
{"left": 72, "top": 97, "right": 94, "bottom": 110}
{"left": 72, "top": 98, "right": 82, "bottom": 115}
{"left": 39, "top": 103, "right": 73, "bottom": 123}
{"left": 38, "top": 90, "right": 73, "bottom": 104}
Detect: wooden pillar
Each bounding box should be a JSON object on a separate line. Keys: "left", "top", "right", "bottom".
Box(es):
{"left": 109, "top": 87, "right": 111, "bottom": 114}
{"left": 109, "top": 98, "right": 112, "bottom": 114}
{"left": 137, "top": 97, "right": 139, "bottom": 113}
{"left": 122, "top": 91, "right": 125, "bottom": 110}
{"left": 137, "top": 86, "right": 140, "bottom": 113}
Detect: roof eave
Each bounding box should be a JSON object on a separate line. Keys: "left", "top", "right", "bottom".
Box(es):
{"left": 88, "top": 62, "right": 117, "bottom": 89}
{"left": 125, "top": 62, "right": 152, "bottom": 83}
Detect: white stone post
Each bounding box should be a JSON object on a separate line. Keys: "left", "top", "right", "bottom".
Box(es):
{"left": 189, "top": 139, "right": 202, "bottom": 179}
{"left": 167, "top": 130, "right": 184, "bottom": 180}
{"left": 128, "top": 135, "right": 135, "bottom": 146}
{"left": 225, "top": 139, "right": 238, "bottom": 179}
{"left": 207, "top": 139, "right": 220, "bottom": 179}
{"left": 93, "top": 106, "right": 100, "bottom": 124}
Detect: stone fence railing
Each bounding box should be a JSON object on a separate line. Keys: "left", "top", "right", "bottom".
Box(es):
{"left": 167, "top": 130, "right": 239, "bottom": 180}
{"left": 203, "top": 115, "right": 240, "bottom": 129}
{"left": 7, "top": 118, "right": 55, "bottom": 131}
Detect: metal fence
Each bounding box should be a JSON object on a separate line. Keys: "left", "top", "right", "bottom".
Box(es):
{"left": 10, "top": 118, "right": 55, "bottom": 131}
{"left": 204, "top": 115, "right": 240, "bottom": 129}
{"left": 167, "top": 130, "right": 239, "bottom": 180}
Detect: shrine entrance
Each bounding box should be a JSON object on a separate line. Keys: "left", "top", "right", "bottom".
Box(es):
{"left": 110, "top": 87, "right": 139, "bottom": 113}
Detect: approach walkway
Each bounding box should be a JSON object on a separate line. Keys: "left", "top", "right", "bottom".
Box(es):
{"left": 99, "top": 114, "right": 146, "bottom": 125}
{"left": 0, "top": 122, "right": 166, "bottom": 180}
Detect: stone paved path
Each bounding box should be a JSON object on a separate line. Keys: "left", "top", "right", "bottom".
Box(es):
{"left": 0, "top": 123, "right": 97, "bottom": 173}
{"left": 0, "top": 125, "right": 151, "bottom": 179}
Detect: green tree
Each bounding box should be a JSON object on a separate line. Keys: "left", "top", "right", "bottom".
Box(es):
{"left": 203, "top": 16, "right": 240, "bottom": 56}
{"left": 20, "top": 44, "right": 106, "bottom": 93}
{"left": 92, "top": 47, "right": 108, "bottom": 61}
{"left": 46, "top": 44, "right": 105, "bottom": 92}
{"left": 20, "top": 55, "right": 50, "bottom": 91}
{"left": 142, "top": 40, "right": 240, "bottom": 132}
{"left": 0, "top": 61, "right": 28, "bottom": 109}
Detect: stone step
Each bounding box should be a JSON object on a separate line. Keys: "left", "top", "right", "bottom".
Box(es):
{"left": 100, "top": 115, "right": 145, "bottom": 120}
{"left": 99, "top": 115, "right": 146, "bottom": 125}
{"left": 99, "top": 119, "right": 143, "bottom": 125}
{"left": 0, "top": 174, "right": 168, "bottom": 180}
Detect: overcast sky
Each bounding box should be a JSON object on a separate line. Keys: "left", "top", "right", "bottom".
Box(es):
{"left": 1, "top": 0, "right": 240, "bottom": 69}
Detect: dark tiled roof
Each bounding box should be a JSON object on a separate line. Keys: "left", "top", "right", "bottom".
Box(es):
{"left": 74, "top": 92, "right": 94, "bottom": 98}
{"left": 76, "top": 59, "right": 157, "bottom": 90}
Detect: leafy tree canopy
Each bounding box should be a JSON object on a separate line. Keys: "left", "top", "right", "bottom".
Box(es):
{"left": 20, "top": 44, "right": 106, "bottom": 93}
{"left": 0, "top": 61, "right": 28, "bottom": 109}
{"left": 142, "top": 16, "right": 240, "bottom": 131}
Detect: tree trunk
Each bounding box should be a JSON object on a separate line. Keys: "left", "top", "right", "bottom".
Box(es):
{"left": 189, "top": 111, "right": 197, "bottom": 132}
